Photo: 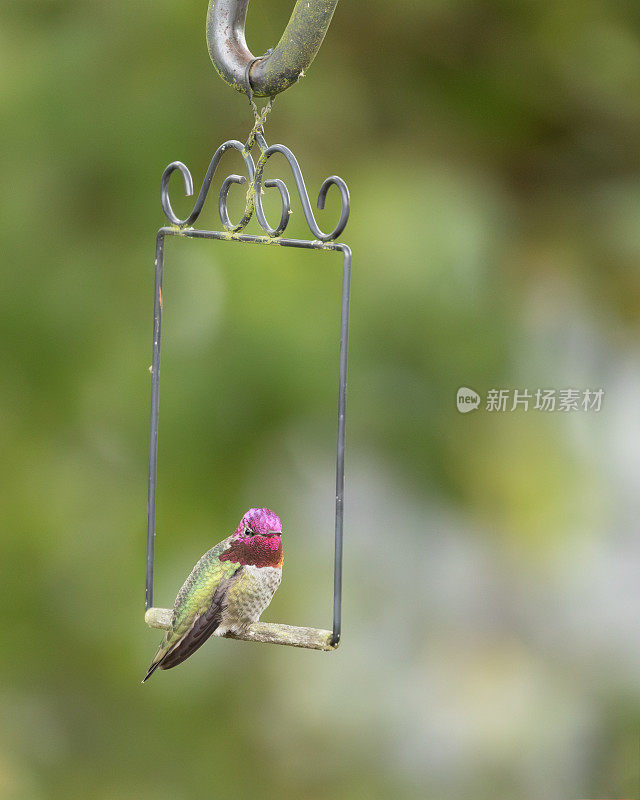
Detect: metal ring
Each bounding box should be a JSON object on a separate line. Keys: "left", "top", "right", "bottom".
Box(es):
{"left": 244, "top": 56, "right": 261, "bottom": 102}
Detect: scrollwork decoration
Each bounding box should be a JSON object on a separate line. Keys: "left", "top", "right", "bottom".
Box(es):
{"left": 160, "top": 129, "right": 350, "bottom": 242}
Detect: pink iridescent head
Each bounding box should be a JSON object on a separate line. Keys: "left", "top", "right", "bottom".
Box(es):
{"left": 234, "top": 507, "right": 282, "bottom": 538}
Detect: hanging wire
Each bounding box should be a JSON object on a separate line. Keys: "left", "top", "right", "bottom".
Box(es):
{"left": 244, "top": 54, "right": 276, "bottom": 150}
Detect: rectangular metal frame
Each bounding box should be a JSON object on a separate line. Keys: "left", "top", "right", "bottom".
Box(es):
{"left": 146, "top": 227, "right": 351, "bottom": 647}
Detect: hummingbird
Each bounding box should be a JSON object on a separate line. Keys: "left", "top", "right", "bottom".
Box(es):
{"left": 143, "top": 507, "right": 283, "bottom": 682}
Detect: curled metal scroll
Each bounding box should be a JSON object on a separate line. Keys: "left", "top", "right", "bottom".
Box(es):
{"left": 160, "top": 131, "right": 350, "bottom": 242}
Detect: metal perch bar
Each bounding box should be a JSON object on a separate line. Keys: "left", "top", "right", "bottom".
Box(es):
{"left": 145, "top": 607, "right": 337, "bottom": 651}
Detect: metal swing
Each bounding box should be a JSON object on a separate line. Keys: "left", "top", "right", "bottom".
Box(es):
{"left": 144, "top": 0, "right": 350, "bottom": 651}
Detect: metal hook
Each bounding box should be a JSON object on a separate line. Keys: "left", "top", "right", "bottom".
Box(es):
{"left": 206, "top": 0, "right": 340, "bottom": 98}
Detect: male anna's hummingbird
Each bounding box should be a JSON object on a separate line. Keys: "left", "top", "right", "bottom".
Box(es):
{"left": 143, "top": 507, "right": 283, "bottom": 682}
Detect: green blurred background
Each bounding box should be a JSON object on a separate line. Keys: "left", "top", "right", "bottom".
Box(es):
{"left": 2, "top": 1, "right": 640, "bottom": 798}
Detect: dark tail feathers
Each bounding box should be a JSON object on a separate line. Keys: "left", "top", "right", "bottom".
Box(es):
{"left": 141, "top": 659, "right": 163, "bottom": 683}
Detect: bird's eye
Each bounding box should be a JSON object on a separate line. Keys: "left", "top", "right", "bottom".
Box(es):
{"left": 244, "top": 527, "right": 251, "bottom": 536}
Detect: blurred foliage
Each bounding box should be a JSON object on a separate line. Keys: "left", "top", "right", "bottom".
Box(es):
{"left": 1, "top": 1, "right": 640, "bottom": 798}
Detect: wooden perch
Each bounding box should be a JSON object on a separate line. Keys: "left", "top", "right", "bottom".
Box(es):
{"left": 145, "top": 607, "right": 338, "bottom": 651}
